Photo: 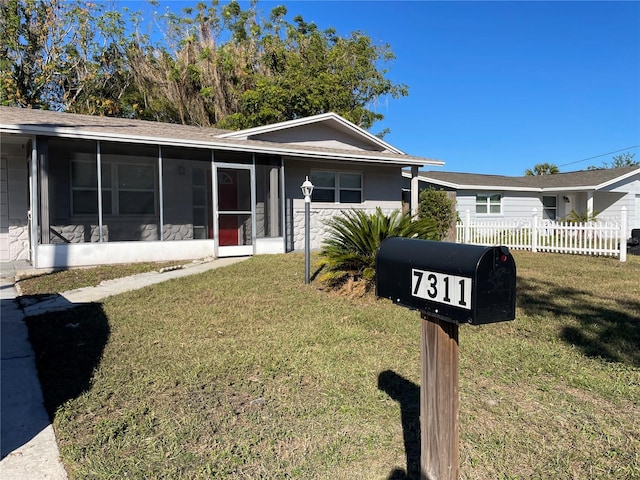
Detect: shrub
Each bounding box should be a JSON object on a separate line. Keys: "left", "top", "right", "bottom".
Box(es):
{"left": 418, "top": 187, "right": 456, "bottom": 240}
{"left": 317, "top": 207, "right": 439, "bottom": 295}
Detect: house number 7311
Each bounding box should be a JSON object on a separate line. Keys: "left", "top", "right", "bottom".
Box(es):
{"left": 411, "top": 268, "right": 472, "bottom": 310}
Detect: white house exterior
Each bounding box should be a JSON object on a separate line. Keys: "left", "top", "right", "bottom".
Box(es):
{"left": 404, "top": 168, "right": 640, "bottom": 234}
{"left": 0, "top": 107, "right": 442, "bottom": 268}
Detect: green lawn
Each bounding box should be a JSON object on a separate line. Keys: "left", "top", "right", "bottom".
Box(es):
{"left": 25, "top": 251, "right": 640, "bottom": 479}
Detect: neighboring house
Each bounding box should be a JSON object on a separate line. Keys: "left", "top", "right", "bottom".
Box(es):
{"left": 0, "top": 107, "right": 442, "bottom": 268}
{"left": 403, "top": 167, "right": 640, "bottom": 232}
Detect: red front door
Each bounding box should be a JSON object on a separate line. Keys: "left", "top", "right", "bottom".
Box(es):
{"left": 218, "top": 170, "right": 238, "bottom": 246}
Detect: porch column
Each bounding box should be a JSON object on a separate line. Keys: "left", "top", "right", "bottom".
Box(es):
{"left": 29, "top": 138, "right": 39, "bottom": 265}
{"left": 587, "top": 192, "right": 594, "bottom": 218}
{"left": 37, "top": 138, "right": 50, "bottom": 245}
{"left": 158, "top": 145, "right": 164, "bottom": 241}
{"left": 210, "top": 150, "right": 218, "bottom": 258}
{"left": 269, "top": 166, "right": 279, "bottom": 235}
{"left": 97, "top": 141, "right": 104, "bottom": 242}
{"left": 411, "top": 166, "right": 419, "bottom": 216}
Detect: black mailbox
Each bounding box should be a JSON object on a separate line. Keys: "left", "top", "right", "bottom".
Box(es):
{"left": 376, "top": 238, "right": 516, "bottom": 325}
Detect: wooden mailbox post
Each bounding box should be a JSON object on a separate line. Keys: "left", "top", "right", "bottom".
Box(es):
{"left": 376, "top": 238, "right": 517, "bottom": 479}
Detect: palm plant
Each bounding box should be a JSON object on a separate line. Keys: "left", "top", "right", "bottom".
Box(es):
{"left": 317, "top": 207, "right": 439, "bottom": 294}
{"left": 524, "top": 163, "right": 560, "bottom": 176}
{"left": 562, "top": 209, "right": 600, "bottom": 223}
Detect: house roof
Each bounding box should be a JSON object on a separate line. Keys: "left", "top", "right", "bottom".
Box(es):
{"left": 411, "top": 166, "right": 640, "bottom": 192}
{"left": 218, "top": 112, "right": 406, "bottom": 155}
{"left": 0, "top": 107, "right": 442, "bottom": 168}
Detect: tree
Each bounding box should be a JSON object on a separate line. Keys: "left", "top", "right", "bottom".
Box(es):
{"left": 417, "top": 187, "right": 456, "bottom": 240}
{"left": 524, "top": 163, "right": 560, "bottom": 176}
{"left": 1, "top": 0, "right": 66, "bottom": 109}
{"left": 317, "top": 208, "right": 438, "bottom": 296}
{"left": 2, "top": 1, "right": 407, "bottom": 133}
{"left": 0, "top": 0, "right": 136, "bottom": 115}
{"left": 587, "top": 152, "right": 639, "bottom": 170}
{"left": 128, "top": 1, "right": 408, "bottom": 131}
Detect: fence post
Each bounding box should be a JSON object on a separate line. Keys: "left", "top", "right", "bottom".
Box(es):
{"left": 620, "top": 207, "right": 627, "bottom": 262}
{"left": 531, "top": 209, "right": 538, "bottom": 253}
{"left": 464, "top": 210, "right": 470, "bottom": 244}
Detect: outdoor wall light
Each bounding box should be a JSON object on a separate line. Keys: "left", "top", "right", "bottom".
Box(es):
{"left": 301, "top": 176, "right": 314, "bottom": 199}
{"left": 301, "top": 176, "right": 314, "bottom": 284}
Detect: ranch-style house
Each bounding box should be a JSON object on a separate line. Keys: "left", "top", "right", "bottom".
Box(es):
{"left": 0, "top": 107, "right": 441, "bottom": 268}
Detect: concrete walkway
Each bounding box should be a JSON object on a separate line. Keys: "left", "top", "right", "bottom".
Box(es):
{"left": 0, "top": 257, "right": 249, "bottom": 479}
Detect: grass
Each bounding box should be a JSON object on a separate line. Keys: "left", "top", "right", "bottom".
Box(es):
{"left": 24, "top": 251, "right": 640, "bottom": 479}
{"left": 16, "top": 261, "right": 182, "bottom": 295}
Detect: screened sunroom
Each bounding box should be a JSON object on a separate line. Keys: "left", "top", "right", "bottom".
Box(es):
{"left": 32, "top": 136, "right": 283, "bottom": 267}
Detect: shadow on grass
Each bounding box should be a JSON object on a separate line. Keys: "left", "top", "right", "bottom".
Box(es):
{"left": 25, "top": 301, "right": 110, "bottom": 419}
{"left": 378, "top": 370, "right": 422, "bottom": 480}
{"left": 517, "top": 277, "right": 640, "bottom": 367}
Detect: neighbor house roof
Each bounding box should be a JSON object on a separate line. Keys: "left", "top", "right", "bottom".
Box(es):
{"left": 0, "top": 107, "right": 442, "bottom": 168}
{"left": 407, "top": 166, "right": 640, "bottom": 192}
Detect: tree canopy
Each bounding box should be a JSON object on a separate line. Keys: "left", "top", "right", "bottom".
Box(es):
{"left": 587, "top": 152, "right": 639, "bottom": 170}
{"left": 524, "top": 163, "right": 560, "bottom": 176}
{"left": 0, "top": 0, "right": 408, "bottom": 134}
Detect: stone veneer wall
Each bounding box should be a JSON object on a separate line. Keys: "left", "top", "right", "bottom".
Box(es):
{"left": 48, "top": 223, "right": 194, "bottom": 243}
{"left": 162, "top": 224, "right": 194, "bottom": 241}
{"left": 47, "top": 223, "right": 199, "bottom": 242}
{"left": 8, "top": 221, "right": 29, "bottom": 261}
{"left": 292, "top": 207, "right": 395, "bottom": 251}
{"left": 50, "top": 224, "right": 107, "bottom": 243}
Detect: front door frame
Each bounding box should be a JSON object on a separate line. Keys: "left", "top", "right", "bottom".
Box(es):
{"left": 213, "top": 161, "right": 256, "bottom": 257}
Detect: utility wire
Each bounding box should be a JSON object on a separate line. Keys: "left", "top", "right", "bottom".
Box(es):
{"left": 557, "top": 145, "right": 640, "bottom": 168}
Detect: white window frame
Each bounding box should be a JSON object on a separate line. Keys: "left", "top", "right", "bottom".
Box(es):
{"left": 310, "top": 170, "right": 363, "bottom": 204}
{"left": 475, "top": 193, "right": 502, "bottom": 215}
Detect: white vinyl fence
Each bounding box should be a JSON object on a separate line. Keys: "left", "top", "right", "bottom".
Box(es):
{"left": 456, "top": 207, "right": 628, "bottom": 262}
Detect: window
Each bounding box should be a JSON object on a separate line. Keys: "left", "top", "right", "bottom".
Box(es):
{"left": 192, "top": 168, "right": 210, "bottom": 239}
{"left": 542, "top": 196, "right": 557, "bottom": 220}
{"left": 310, "top": 171, "right": 362, "bottom": 203}
{"left": 71, "top": 160, "right": 156, "bottom": 216}
{"left": 476, "top": 193, "right": 502, "bottom": 214}
{"left": 117, "top": 163, "right": 156, "bottom": 214}
{"left": 70, "top": 161, "right": 112, "bottom": 215}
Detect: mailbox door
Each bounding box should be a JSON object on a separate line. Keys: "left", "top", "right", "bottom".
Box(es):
{"left": 472, "top": 247, "right": 516, "bottom": 324}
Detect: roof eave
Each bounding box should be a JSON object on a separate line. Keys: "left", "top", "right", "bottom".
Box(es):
{"left": 0, "top": 123, "right": 432, "bottom": 167}
{"left": 540, "top": 186, "right": 596, "bottom": 192}
{"left": 595, "top": 168, "right": 640, "bottom": 189}
{"left": 455, "top": 185, "right": 540, "bottom": 192}
{"left": 414, "top": 174, "right": 540, "bottom": 192}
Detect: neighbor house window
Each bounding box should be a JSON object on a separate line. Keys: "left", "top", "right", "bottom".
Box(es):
{"left": 71, "top": 160, "right": 156, "bottom": 215}
{"left": 310, "top": 171, "right": 362, "bottom": 203}
{"left": 476, "top": 193, "right": 502, "bottom": 214}
{"left": 542, "top": 195, "right": 557, "bottom": 220}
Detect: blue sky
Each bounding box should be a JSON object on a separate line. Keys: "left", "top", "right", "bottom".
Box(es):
{"left": 128, "top": 1, "right": 640, "bottom": 176}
